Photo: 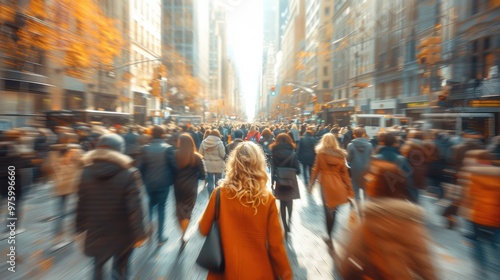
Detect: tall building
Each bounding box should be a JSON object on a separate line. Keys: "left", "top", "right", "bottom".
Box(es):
{"left": 53, "top": 0, "right": 132, "bottom": 114}
{"left": 0, "top": 1, "right": 52, "bottom": 127}
{"left": 444, "top": 0, "right": 500, "bottom": 128}
{"left": 331, "top": 0, "right": 352, "bottom": 103}
{"left": 315, "top": 0, "right": 334, "bottom": 105}
{"left": 129, "top": 0, "right": 161, "bottom": 124}
{"left": 208, "top": 1, "right": 228, "bottom": 103}
{"left": 226, "top": 58, "right": 240, "bottom": 117}
{"left": 347, "top": 0, "right": 376, "bottom": 113}
{"left": 372, "top": 0, "right": 407, "bottom": 115}
{"left": 0, "top": 1, "right": 132, "bottom": 127}
{"left": 259, "top": 0, "right": 280, "bottom": 120}
{"left": 304, "top": 0, "right": 320, "bottom": 85}
{"left": 195, "top": 0, "right": 210, "bottom": 100}
{"left": 260, "top": 45, "right": 277, "bottom": 120}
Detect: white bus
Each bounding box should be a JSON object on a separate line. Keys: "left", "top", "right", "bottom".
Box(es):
{"left": 350, "top": 114, "right": 412, "bottom": 138}
{"left": 420, "top": 113, "right": 495, "bottom": 138}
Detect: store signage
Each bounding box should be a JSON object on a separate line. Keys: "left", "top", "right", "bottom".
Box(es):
{"left": 407, "top": 102, "right": 430, "bottom": 108}
{"left": 469, "top": 100, "right": 500, "bottom": 107}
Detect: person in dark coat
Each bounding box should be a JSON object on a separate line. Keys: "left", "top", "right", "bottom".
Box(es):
{"left": 226, "top": 129, "right": 245, "bottom": 158}
{"left": 139, "top": 125, "right": 176, "bottom": 246}
{"left": 77, "top": 134, "right": 148, "bottom": 280}
{"left": 259, "top": 128, "right": 275, "bottom": 168}
{"left": 342, "top": 126, "right": 354, "bottom": 149}
{"left": 0, "top": 140, "right": 32, "bottom": 232}
{"left": 122, "top": 126, "right": 141, "bottom": 161}
{"left": 173, "top": 133, "right": 206, "bottom": 249}
{"left": 187, "top": 126, "right": 201, "bottom": 150}
{"left": 297, "top": 127, "right": 318, "bottom": 184}
{"left": 347, "top": 127, "right": 373, "bottom": 200}
{"left": 270, "top": 133, "right": 300, "bottom": 238}
{"left": 373, "top": 132, "right": 417, "bottom": 203}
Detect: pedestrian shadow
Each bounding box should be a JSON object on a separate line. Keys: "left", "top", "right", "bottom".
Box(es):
{"left": 165, "top": 253, "right": 190, "bottom": 280}
{"left": 286, "top": 239, "right": 308, "bottom": 279}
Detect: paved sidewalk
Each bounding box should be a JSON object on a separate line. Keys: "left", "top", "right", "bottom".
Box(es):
{"left": 0, "top": 177, "right": 484, "bottom": 279}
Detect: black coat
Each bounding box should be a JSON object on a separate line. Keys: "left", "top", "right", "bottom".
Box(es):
{"left": 271, "top": 144, "right": 301, "bottom": 200}
{"left": 0, "top": 142, "right": 33, "bottom": 199}
{"left": 173, "top": 153, "right": 206, "bottom": 219}
{"left": 188, "top": 130, "right": 201, "bottom": 150}
{"left": 297, "top": 132, "right": 318, "bottom": 165}
{"left": 139, "top": 139, "right": 176, "bottom": 199}
{"left": 76, "top": 149, "right": 147, "bottom": 258}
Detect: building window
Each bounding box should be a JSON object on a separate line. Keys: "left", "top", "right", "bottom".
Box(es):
{"left": 322, "top": 80, "right": 329, "bottom": 89}
{"left": 325, "top": 7, "right": 330, "bottom": 15}
{"left": 323, "top": 66, "right": 328, "bottom": 76}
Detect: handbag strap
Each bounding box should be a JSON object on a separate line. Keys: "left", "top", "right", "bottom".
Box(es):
{"left": 214, "top": 188, "right": 221, "bottom": 221}
{"left": 280, "top": 152, "right": 295, "bottom": 167}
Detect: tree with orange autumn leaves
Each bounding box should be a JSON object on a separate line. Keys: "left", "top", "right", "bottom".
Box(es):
{"left": 162, "top": 45, "right": 204, "bottom": 114}
{"left": 0, "top": 0, "right": 122, "bottom": 79}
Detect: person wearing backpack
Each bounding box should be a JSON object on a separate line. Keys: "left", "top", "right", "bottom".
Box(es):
{"left": 347, "top": 127, "right": 373, "bottom": 201}
{"left": 259, "top": 128, "right": 275, "bottom": 169}
{"left": 365, "top": 132, "right": 417, "bottom": 202}
{"left": 246, "top": 125, "right": 261, "bottom": 143}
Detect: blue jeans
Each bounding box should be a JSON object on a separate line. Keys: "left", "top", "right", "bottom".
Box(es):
{"left": 54, "top": 195, "right": 68, "bottom": 235}
{"left": 471, "top": 222, "right": 500, "bottom": 275}
{"left": 206, "top": 173, "right": 222, "bottom": 194}
{"left": 146, "top": 188, "right": 168, "bottom": 240}
{"left": 301, "top": 163, "right": 312, "bottom": 185}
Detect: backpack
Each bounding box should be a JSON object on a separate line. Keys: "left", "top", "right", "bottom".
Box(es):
{"left": 364, "top": 158, "right": 409, "bottom": 200}
{"left": 249, "top": 132, "right": 258, "bottom": 143}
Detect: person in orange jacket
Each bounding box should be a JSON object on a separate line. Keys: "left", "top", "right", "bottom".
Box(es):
{"left": 460, "top": 150, "right": 500, "bottom": 277}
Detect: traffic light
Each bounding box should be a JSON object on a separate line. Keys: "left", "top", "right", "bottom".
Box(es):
{"left": 270, "top": 86, "right": 276, "bottom": 96}
{"left": 416, "top": 36, "right": 442, "bottom": 66}
{"left": 312, "top": 94, "right": 317, "bottom": 103}
{"left": 149, "top": 79, "right": 161, "bottom": 97}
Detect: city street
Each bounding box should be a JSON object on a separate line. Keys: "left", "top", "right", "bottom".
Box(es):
{"left": 0, "top": 173, "right": 484, "bottom": 280}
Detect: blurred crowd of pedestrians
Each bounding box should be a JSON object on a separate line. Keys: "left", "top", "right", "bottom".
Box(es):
{"left": 0, "top": 119, "right": 499, "bottom": 279}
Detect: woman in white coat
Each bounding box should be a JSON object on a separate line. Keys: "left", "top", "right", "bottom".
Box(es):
{"left": 199, "top": 129, "right": 226, "bottom": 194}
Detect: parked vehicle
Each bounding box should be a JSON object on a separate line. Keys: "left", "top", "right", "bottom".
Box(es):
{"left": 45, "top": 110, "right": 132, "bottom": 131}
{"left": 350, "top": 114, "right": 412, "bottom": 138}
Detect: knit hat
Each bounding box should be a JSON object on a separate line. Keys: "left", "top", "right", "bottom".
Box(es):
{"left": 233, "top": 129, "right": 243, "bottom": 139}
{"left": 96, "top": 134, "right": 125, "bottom": 153}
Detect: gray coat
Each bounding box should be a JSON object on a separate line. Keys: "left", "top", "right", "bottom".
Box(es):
{"left": 199, "top": 135, "right": 226, "bottom": 173}
{"left": 347, "top": 138, "right": 373, "bottom": 189}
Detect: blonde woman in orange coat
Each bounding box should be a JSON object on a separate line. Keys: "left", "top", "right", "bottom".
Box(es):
{"left": 308, "top": 133, "right": 354, "bottom": 245}
{"left": 199, "top": 142, "right": 292, "bottom": 280}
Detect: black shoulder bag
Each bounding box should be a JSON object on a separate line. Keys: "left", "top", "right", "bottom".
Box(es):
{"left": 276, "top": 153, "right": 298, "bottom": 189}
{"left": 196, "top": 188, "right": 224, "bottom": 272}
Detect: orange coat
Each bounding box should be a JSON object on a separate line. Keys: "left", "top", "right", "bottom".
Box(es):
{"left": 199, "top": 186, "right": 292, "bottom": 280}
{"left": 337, "top": 199, "right": 438, "bottom": 280}
{"left": 310, "top": 150, "right": 353, "bottom": 208}
{"left": 464, "top": 165, "right": 500, "bottom": 227}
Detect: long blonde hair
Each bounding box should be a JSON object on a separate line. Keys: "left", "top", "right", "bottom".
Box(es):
{"left": 315, "top": 133, "right": 341, "bottom": 154}
{"left": 222, "top": 142, "right": 270, "bottom": 214}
